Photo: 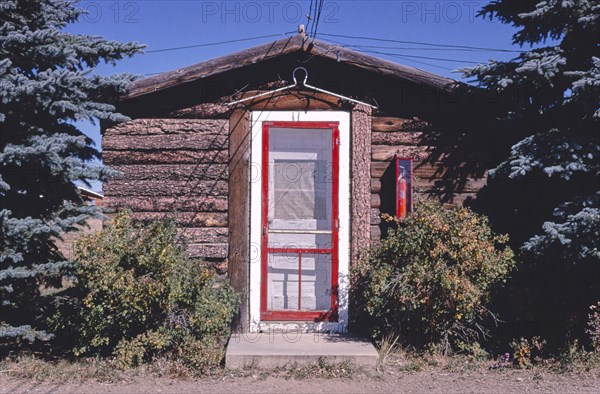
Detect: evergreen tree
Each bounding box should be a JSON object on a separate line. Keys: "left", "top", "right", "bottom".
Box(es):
{"left": 464, "top": 0, "right": 599, "bottom": 263}
{"left": 0, "top": 0, "right": 143, "bottom": 345}
{"left": 463, "top": 0, "right": 599, "bottom": 345}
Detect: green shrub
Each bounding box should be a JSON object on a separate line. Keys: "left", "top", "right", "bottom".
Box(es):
{"left": 353, "top": 200, "right": 516, "bottom": 354}
{"left": 60, "top": 210, "right": 238, "bottom": 372}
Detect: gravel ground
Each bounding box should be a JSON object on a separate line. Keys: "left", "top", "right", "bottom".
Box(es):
{"left": 3, "top": 368, "right": 599, "bottom": 394}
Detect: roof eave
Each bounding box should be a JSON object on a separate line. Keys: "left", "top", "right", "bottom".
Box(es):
{"left": 124, "top": 35, "right": 305, "bottom": 100}
{"left": 123, "top": 35, "right": 462, "bottom": 100}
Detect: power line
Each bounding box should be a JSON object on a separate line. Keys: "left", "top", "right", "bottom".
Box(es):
{"left": 142, "top": 35, "right": 464, "bottom": 76}
{"left": 306, "top": 0, "right": 314, "bottom": 35}
{"left": 309, "top": 37, "right": 455, "bottom": 71}
{"left": 366, "top": 49, "right": 482, "bottom": 64}
{"left": 308, "top": 0, "right": 318, "bottom": 37}
{"left": 312, "top": 0, "right": 326, "bottom": 40}
{"left": 320, "top": 38, "right": 486, "bottom": 65}
{"left": 361, "top": 51, "right": 454, "bottom": 71}
{"left": 140, "top": 31, "right": 488, "bottom": 76}
{"left": 319, "top": 32, "right": 522, "bottom": 53}
{"left": 324, "top": 43, "right": 493, "bottom": 53}
{"left": 145, "top": 32, "right": 295, "bottom": 54}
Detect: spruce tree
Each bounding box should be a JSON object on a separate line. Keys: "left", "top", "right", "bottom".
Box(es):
{"left": 463, "top": 0, "right": 599, "bottom": 263}
{"left": 0, "top": 0, "right": 143, "bottom": 344}
{"left": 463, "top": 0, "right": 599, "bottom": 345}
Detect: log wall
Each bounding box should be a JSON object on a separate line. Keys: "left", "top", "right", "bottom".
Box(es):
{"left": 102, "top": 113, "right": 489, "bottom": 270}
{"left": 103, "top": 118, "right": 229, "bottom": 270}
{"left": 370, "top": 116, "right": 488, "bottom": 244}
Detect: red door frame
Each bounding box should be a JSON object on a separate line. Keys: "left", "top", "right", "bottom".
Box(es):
{"left": 260, "top": 121, "right": 340, "bottom": 321}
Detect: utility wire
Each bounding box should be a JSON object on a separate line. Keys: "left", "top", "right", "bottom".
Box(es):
{"left": 312, "top": 0, "right": 326, "bottom": 40}
{"left": 324, "top": 43, "right": 493, "bottom": 53}
{"left": 365, "top": 49, "right": 483, "bottom": 64}
{"left": 306, "top": 0, "right": 314, "bottom": 35}
{"left": 319, "top": 32, "right": 522, "bottom": 53}
{"left": 140, "top": 30, "right": 494, "bottom": 76}
{"left": 323, "top": 39, "right": 486, "bottom": 64}
{"left": 307, "top": 37, "right": 455, "bottom": 71}
{"left": 308, "top": 0, "right": 317, "bottom": 37}
{"left": 320, "top": 38, "right": 486, "bottom": 65}
{"left": 361, "top": 51, "right": 454, "bottom": 71}
{"left": 312, "top": 0, "right": 320, "bottom": 37}
{"left": 145, "top": 32, "right": 295, "bottom": 54}
{"left": 142, "top": 34, "right": 461, "bottom": 76}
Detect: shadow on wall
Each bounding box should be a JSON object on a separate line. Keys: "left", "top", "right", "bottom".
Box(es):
{"left": 372, "top": 100, "right": 600, "bottom": 350}
{"left": 373, "top": 105, "right": 505, "bottom": 239}
{"left": 417, "top": 105, "right": 599, "bottom": 351}
{"left": 55, "top": 217, "right": 104, "bottom": 260}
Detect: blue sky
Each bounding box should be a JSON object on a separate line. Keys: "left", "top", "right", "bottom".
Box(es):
{"left": 67, "top": 0, "right": 524, "bottom": 191}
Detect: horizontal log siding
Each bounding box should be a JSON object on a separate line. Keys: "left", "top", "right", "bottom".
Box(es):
{"left": 106, "top": 196, "right": 227, "bottom": 212}
{"left": 103, "top": 119, "right": 229, "bottom": 263}
{"left": 370, "top": 178, "right": 486, "bottom": 194}
{"left": 370, "top": 117, "right": 487, "bottom": 245}
{"left": 103, "top": 150, "right": 229, "bottom": 165}
{"left": 107, "top": 180, "right": 228, "bottom": 197}
{"left": 110, "top": 164, "right": 228, "bottom": 180}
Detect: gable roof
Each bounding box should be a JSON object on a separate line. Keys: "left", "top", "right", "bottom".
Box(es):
{"left": 125, "top": 35, "right": 460, "bottom": 100}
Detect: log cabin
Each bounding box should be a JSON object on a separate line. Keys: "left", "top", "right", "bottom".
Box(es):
{"left": 102, "top": 34, "right": 502, "bottom": 333}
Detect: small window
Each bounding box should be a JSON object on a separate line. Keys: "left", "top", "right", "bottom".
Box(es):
{"left": 395, "top": 157, "right": 413, "bottom": 218}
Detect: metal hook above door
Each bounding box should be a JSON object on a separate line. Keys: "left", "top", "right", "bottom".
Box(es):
{"left": 228, "top": 67, "right": 377, "bottom": 109}
{"left": 292, "top": 67, "right": 308, "bottom": 85}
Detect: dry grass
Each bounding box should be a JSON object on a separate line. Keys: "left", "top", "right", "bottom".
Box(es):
{"left": 374, "top": 340, "right": 600, "bottom": 376}
{"left": 0, "top": 355, "right": 124, "bottom": 383}
{"left": 0, "top": 355, "right": 368, "bottom": 383}
{"left": 2, "top": 347, "right": 597, "bottom": 384}
{"left": 376, "top": 333, "right": 400, "bottom": 371}
{"left": 224, "top": 357, "right": 367, "bottom": 380}
{"left": 278, "top": 358, "right": 364, "bottom": 380}
{"left": 0, "top": 354, "right": 205, "bottom": 383}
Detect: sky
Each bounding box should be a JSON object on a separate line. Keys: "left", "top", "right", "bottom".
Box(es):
{"left": 66, "top": 0, "right": 525, "bottom": 192}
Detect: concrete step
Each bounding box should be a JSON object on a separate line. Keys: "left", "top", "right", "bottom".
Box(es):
{"left": 225, "top": 332, "right": 379, "bottom": 369}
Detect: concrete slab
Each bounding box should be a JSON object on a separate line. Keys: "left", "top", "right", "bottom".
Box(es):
{"left": 225, "top": 332, "right": 379, "bottom": 369}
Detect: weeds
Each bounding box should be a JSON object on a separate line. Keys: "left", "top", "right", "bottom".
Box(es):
{"left": 223, "top": 358, "right": 365, "bottom": 380}
{"left": 0, "top": 355, "right": 124, "bottom": 383}
{"left": 382, "top": 346, "right": 429, "bottom": 373}
{"left": 587, "top": 302, "right": 600, "bottom": 354}
{"left": 280, "top": 358, "right": 361, "bottom": 380}
{"left": 0, "top": 354, "right": 204, "bottom": 382}
{"left": 442, "top": 355, "right": 482, "bottom": 372}
{"left": 2, "top": 341, "right": 598, "bottom": 384}
{"left": 398, "top": 358, "right": 428, "bottom": 372}
{"left": 377, "top": 333, "right": 400, "bottom": 371}
{"left": 552, "top": 340, "right": 599, "bottom": 374}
